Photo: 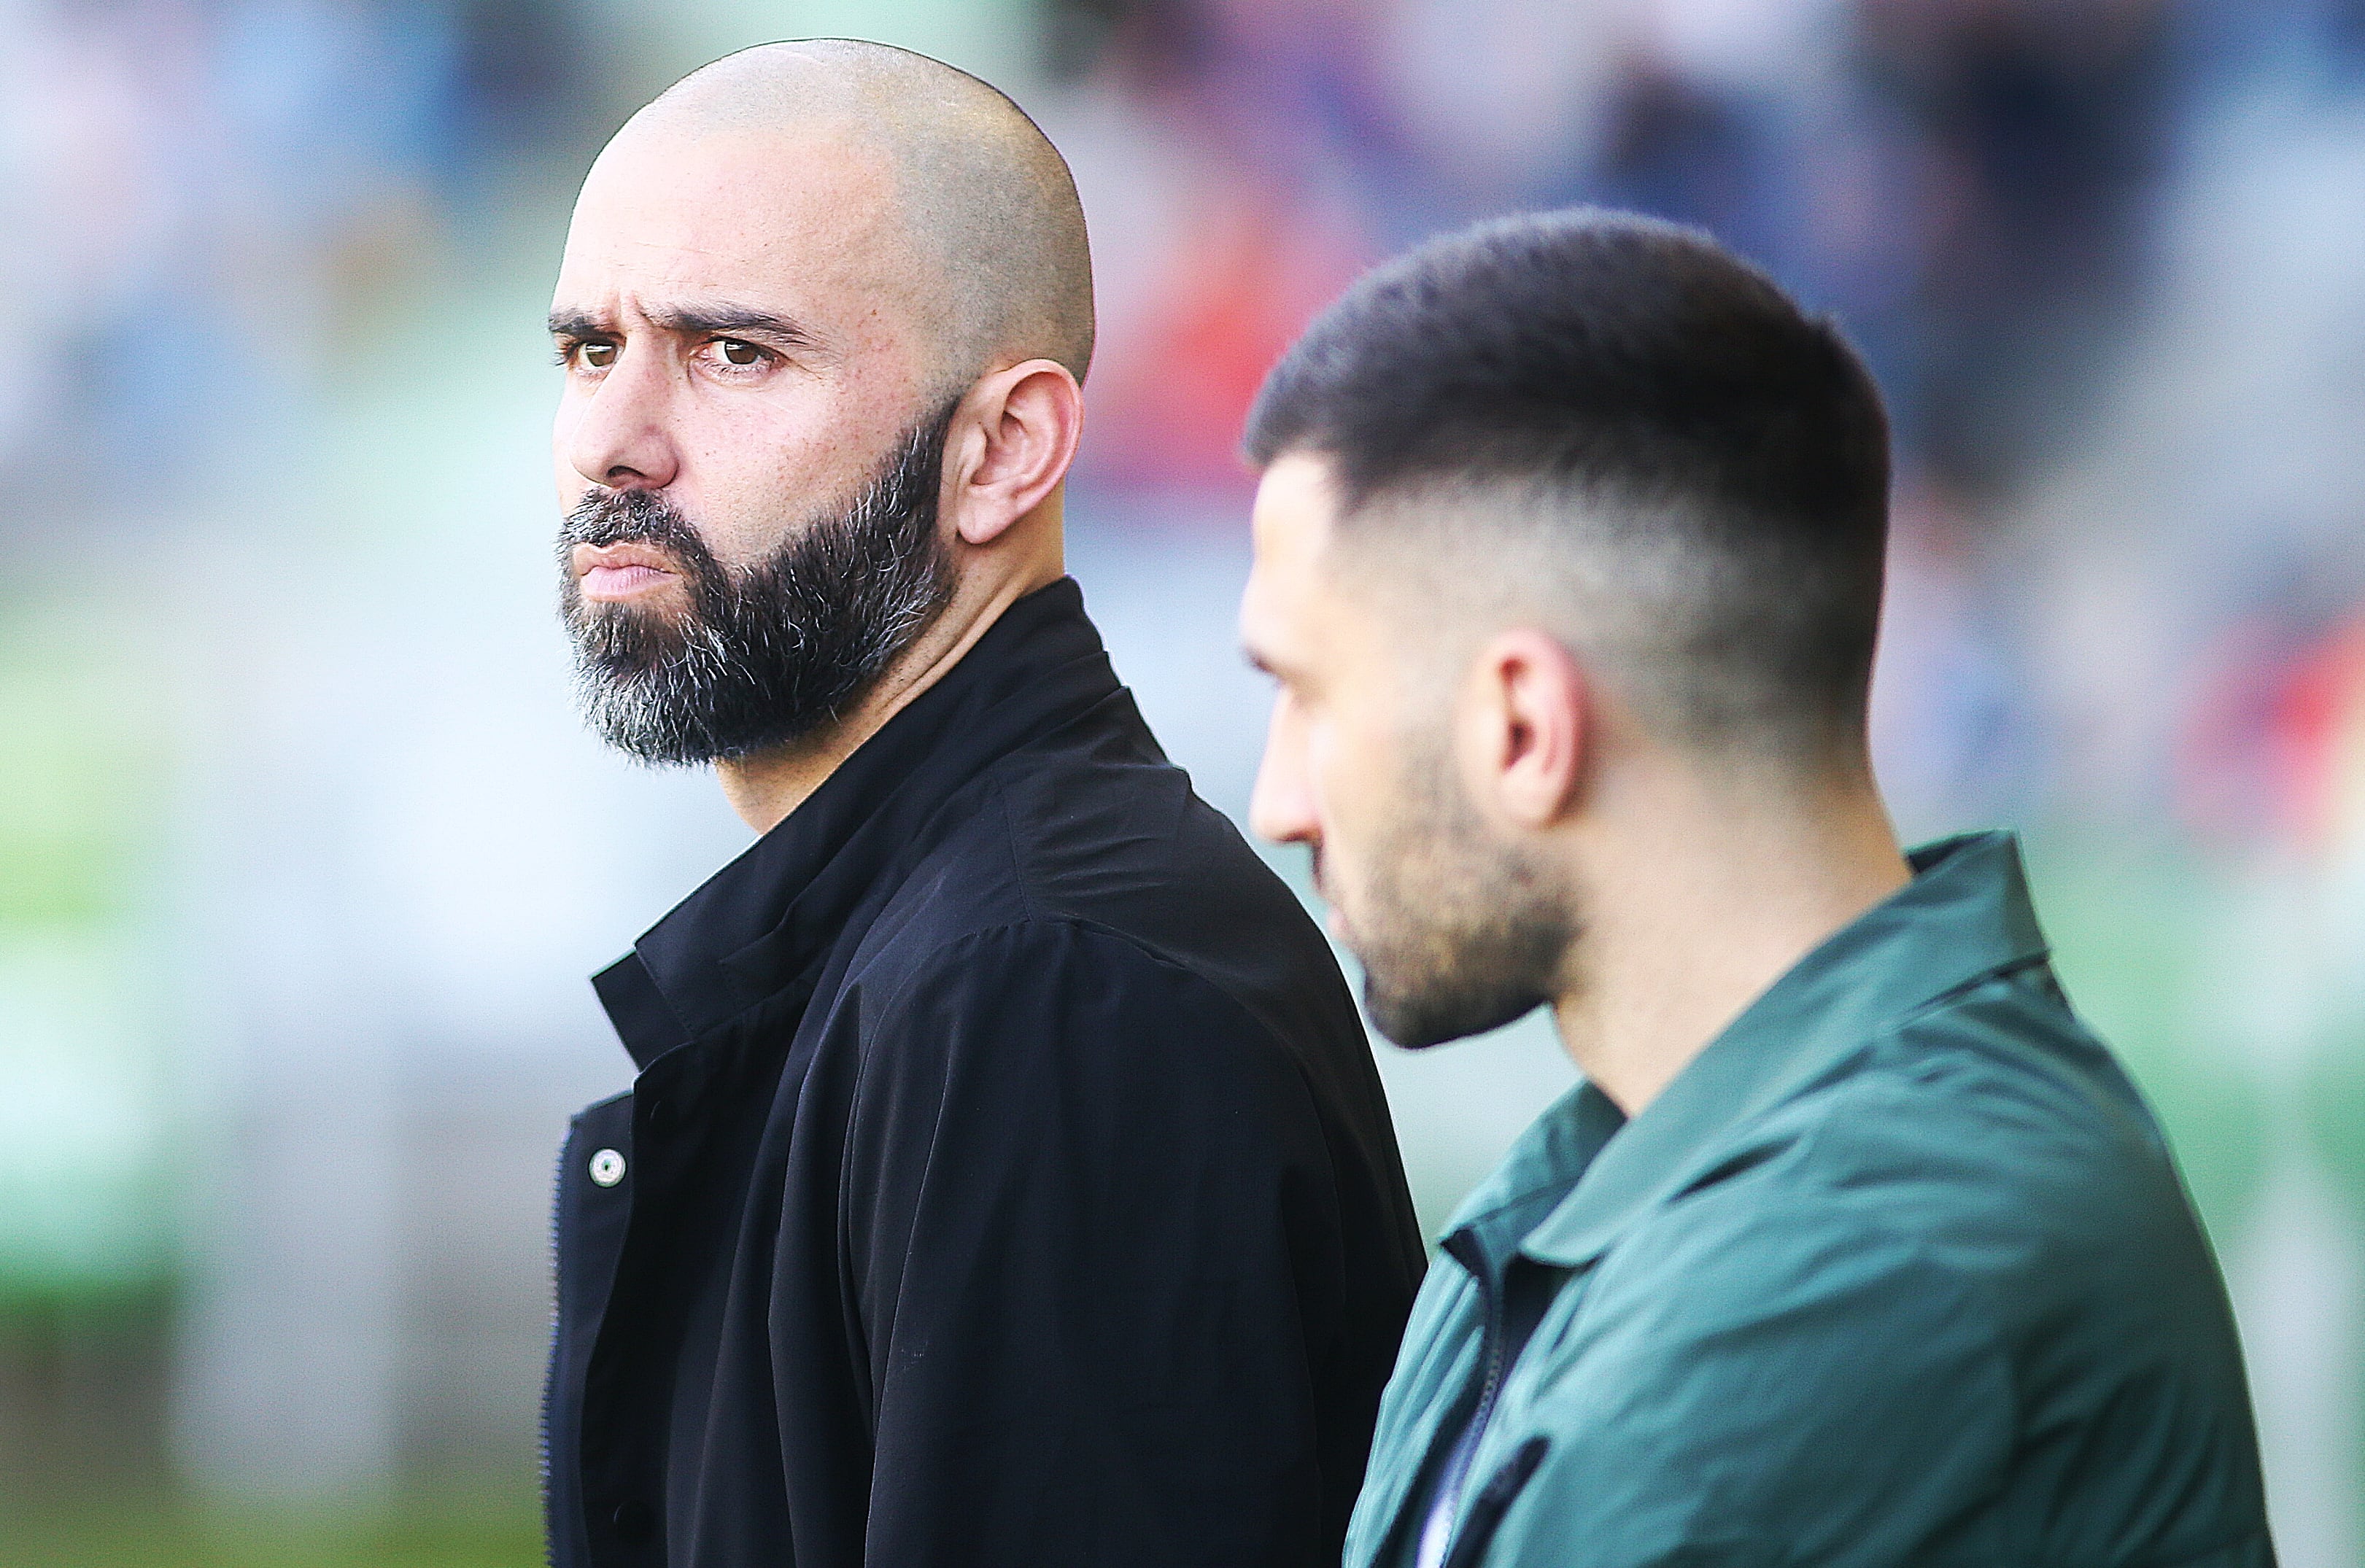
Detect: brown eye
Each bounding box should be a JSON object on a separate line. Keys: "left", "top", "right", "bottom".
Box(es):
{"left": 719, "top": 339, "right": 763, "bottom": 366}
{"left": 579, "top": 342, "right": 618, "bottom": 369}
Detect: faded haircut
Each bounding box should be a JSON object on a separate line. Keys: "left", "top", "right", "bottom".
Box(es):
{"left": 1244, "top": 208, "right": 1892, "bottom": 766}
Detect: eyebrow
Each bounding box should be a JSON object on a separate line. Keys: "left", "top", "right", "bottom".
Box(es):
{"left": 546, "top": 303, "right": 818, "bottom": 349}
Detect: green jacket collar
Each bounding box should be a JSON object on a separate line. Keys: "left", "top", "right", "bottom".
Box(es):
{"left": 1444, "top": 830, "right": 2049, "bottom": 1275}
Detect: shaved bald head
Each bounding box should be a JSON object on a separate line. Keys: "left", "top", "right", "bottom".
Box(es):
{"left": 549, "top": 40, "right": 1091, "bottom": 806}
{"left": 629, "top": 40, "right": 1094, "bottom": 386}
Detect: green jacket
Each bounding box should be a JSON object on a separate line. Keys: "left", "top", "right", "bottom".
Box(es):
{"left": 1349, "top": 832, "right": 2272, "bottom": 1568}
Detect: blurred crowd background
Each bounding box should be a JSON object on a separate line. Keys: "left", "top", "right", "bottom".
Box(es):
{"left": 3, "top": 0, "right": 2364, "bottom": 1562}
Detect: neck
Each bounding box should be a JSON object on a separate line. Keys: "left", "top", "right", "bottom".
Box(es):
{"left": 715, "top": 502, "right": 1066, "bottom": 834}
{"left": 1550, "top": 761, "right": 1909, "bottom": 1117}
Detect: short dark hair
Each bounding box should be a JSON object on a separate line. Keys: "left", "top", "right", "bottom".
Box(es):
{"left": 1244, "top": 208, "right": 1892, "bottom": 762}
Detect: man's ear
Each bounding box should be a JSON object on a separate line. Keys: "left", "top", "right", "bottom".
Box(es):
{"left": 1458, "top": 628, "right": 1590, "bottom": 829}
{"left": 942, "top": 359, "right": 1084, "bottom": 547}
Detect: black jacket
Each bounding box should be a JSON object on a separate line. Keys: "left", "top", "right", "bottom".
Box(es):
{"left": 545, "top": 578, "right": 1426, "bottom": 1568}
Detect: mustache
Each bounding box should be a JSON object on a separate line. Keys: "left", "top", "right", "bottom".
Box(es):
{"left": 560, "top": 487, "right": 715, "bottom": 562}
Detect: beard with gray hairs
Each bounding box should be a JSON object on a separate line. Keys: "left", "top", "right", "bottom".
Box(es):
{"left": 557, "top": 398, "right": 960, "bottom": 764}
{"left": 1347, "top": 740, "right": 1576, "bottom": 1049}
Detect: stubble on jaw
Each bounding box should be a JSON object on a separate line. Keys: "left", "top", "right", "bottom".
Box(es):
{"left": 1345, "top": 735, "right": 1576, "bottom": 1050}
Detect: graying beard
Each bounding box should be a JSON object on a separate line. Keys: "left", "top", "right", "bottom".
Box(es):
{"left": 562, "top": 413, "right": 954, "bottom": 764}
{"left": 571, "top": 606, "right": 735, "bottom": 758}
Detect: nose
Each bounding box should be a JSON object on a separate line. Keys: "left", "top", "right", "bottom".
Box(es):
{"left": 558, "top": 343, "right": 681, "bottom": 492}
{"left": 1248, "top": 688, "right": 1321, "bottom": 847}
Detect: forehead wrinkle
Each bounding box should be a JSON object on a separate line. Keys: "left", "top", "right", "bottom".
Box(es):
{"left": 613, "top": 40, "right": 1095, "bottom": 382}
{"left": 642, "top": 301, "right": 818, "bottom": 346}
{"left": 562, "top": 125, "right": 912, "bottom": 350}
{"left": 624, "top": 238, "right": 727, "bottom": 258}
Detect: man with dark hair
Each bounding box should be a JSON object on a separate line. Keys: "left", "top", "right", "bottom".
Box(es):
{"left": 1239, "top": 208, "right": 2272, "bottom": 1568}
{"left": 540, "top": 40, "right": 1424, "bottom": 1568}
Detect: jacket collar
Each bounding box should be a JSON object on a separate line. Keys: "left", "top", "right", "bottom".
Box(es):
{"left": 1442, "top": 830, "right": 2050, "bottom": 1276}
{"left": 592, "top": 578, "right": 1134, "bottom": 1068}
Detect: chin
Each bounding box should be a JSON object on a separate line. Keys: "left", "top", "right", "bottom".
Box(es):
{"left": 1362, "top": 973, "right": 1545, "bottom": 1051}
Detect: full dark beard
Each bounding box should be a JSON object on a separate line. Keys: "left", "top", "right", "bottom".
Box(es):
{"left": 557, "top": 399, "right": 959, "bottom": 764}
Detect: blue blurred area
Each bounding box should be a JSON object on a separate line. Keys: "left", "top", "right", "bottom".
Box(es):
{"left": 3, "top": 0, "right": 2364, "bottom": 1559}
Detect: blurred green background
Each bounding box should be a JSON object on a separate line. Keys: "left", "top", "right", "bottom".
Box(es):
{"left": 5, "top": 0, "right": 2365, "bottom": 1562}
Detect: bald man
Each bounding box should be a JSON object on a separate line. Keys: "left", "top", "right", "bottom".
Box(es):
{"left": 539, "top": 42, "right": 1424, "bottom": 1568}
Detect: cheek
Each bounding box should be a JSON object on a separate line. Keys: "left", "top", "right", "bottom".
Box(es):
{"left": 1307, "top": 708, "right": 1388, "bottom": 865}
{"left": 693, "top": 388, "right": 913, "bottom": 562}
{"left": 1304, "top": 715, "right": 1342, "bottom": 830}
{"left": 551, "top": 398, "right": 588, "bottom": 502}
{"left": 1319, "top": 699, "right": 1431, "bottom": 869}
